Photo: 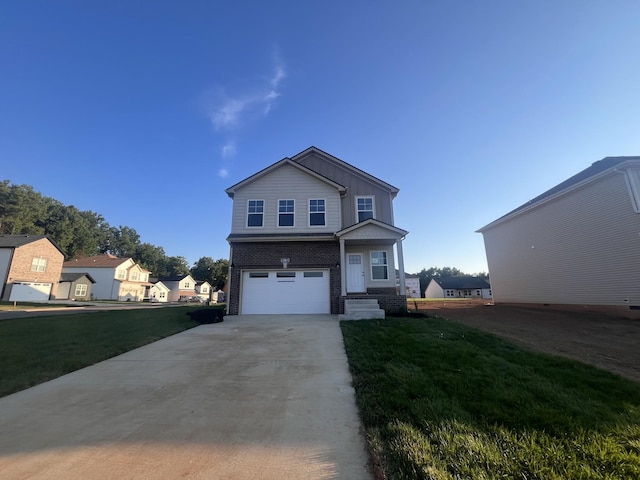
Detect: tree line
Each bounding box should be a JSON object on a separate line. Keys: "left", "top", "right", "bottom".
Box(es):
{"left": 0, "top": 180, "right": 228, "bottom": 289}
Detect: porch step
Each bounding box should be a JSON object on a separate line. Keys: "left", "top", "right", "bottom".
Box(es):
{"left": 339, "top": 298, "right": 385, "bottom": 320}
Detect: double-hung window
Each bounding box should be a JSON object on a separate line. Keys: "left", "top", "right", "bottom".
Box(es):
{"left": 75, "top": 284, "right": 87, "bottom": 297}
{"left": 356, "top": 196, "right": 374, "bottom": 222}
{"left": 31, "top": 257, "right": 47, "bottom": 272}
{"left": 278, "top": 199, "right": 294, "bottom": 227}
{"left": 309, "top": 199, "right": 326, "bottom": 226}
{"left": 247, "top": 200, "right": 264, "bottom": 227}
{"left": 371, "top": 251, "right": 388, "bottom": 280}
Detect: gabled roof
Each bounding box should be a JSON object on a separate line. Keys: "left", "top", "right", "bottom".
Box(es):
{"left": 433, "top": 277, "right": 491, "bottom": 289}
{"left": 336, "top": 218, "right": 408, "bottom": 238}
{"left": 63, "top": 254, "right": 132, "bottom": 268}
{"left": 225, "top": 156, "right": 347, "bottom": 198}
{"left": 0, "top": 234, "right": 66, "bottom": 256}
{"left": 158, "top": 274, "right": 194, "bottom": 282}
{"left": 478, "top": 156, "right": 640, "bottom": 232}
{"left": 60, "top": 272, "right": 96, "bottom": 283}
{"left": 292, "top": 146, "right": 400, "bottom": 195}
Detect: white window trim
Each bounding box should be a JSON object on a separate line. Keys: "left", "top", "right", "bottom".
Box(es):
{"left": 247, "top": 199, "right": 265, "bottom": 228}
{"left": 370, "top": 250, "right": 389, "bottom": 281}
{"left": 278, "top": 199, "right": 295, "bottom": 228}
{"left": 308, "top": 198, "right": 326, "bottom": 227}
{"left": 31, "top": 257, "right": 47, "bottom": 272}
{"left": 355, "top": 195, "right": 375, "bottom": 222}
{"left": 74, "top": 283, "right": 87, "bottom": 296}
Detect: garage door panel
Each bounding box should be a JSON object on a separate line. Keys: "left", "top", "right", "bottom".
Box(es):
{"left": 9, "top": 282, "right": 52, "bottom": 302}
{"left": 241, "top": 270, "right": 330, "bottom": 314}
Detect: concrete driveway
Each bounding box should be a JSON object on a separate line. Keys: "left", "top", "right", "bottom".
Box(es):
{"left": 0, "top": 315, "right": 373, "bottom": 479}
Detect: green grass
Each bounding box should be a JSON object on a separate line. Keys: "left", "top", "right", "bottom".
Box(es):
{"left": 0, "top": 306, "right": 202, "bottom": 397}
{"left": 0, "top": 301, "right": 69, "bottom": 311}
{"left": 341, "top": 317, "right": 640, "bottom": 480}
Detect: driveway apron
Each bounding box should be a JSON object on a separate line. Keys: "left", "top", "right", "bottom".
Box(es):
{"left": 0, "top": 314, "right": 373, "bottom": 480}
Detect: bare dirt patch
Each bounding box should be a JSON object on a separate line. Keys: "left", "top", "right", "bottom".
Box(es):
{"left": 414, "top": 299, "right": 640, "bottom": 383}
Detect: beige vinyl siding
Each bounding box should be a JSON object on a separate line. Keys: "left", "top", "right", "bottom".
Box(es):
{"left": 230, "top": 164, "right": 342, "bottom": 234}
{"left": 483, "top": 172, "right": 640, "bottom": 306}
{"left": 296, "top": 153, "right": 394, "bottom": 226}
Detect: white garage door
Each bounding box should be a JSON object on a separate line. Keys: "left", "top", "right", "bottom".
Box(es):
{"left": 241, "top": 270, "right": 330, "bottom": 314}
{"left": 10, "top": 282, "right": 52, "bottom": 302}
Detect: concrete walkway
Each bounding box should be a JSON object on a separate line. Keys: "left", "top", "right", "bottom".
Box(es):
{"left": 0, "top": 315, "right": 373, "bottom": 480}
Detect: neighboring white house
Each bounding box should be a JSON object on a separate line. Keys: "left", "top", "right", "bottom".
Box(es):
{"left": 62, "top": 254, "right": 151, "bottom": 301}
{"left": 477, "top": 156, "right": 640, "bottom": 317}
{"left": 425, "top": 277, "right": 492, "bottom": 299}
{"left": 195, "top": 281, "right": 212, "bottom": 302}
{"left": 146, "top": 280, "right": 170, "bottom": 303}
{"left": 159, "top": 274, "right": 197, "bottom": 302}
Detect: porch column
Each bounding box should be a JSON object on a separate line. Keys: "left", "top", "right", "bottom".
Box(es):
{"left": 340, "top": 238, "right": 346, "bottom": 296}
{"left": 396, "top": 238, "right": 406, "bottom": 295}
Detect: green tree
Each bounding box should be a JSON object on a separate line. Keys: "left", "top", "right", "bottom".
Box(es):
{"left": 0, "top": 181, "right": 47, "bottom": 235}
{"left": 161, "top": 256, "right": 190, "bottom": 278}
{"left": 134, "top": 243, "right": 167, "bottom": 277}
{"left": 190, "top": 257, "right": 228, "bottom": 290}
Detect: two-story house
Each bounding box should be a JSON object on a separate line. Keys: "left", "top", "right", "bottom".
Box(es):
{"left": 478, "top": 155, "right": 640, "bottom": 317}
{"left": 62, "top": 254, "right": 151, "bottom": 301}
{"left": 225, "top": 146, "right": 409, "bottom": 315}
{"left": 195, "top": 281, "right": 212, "bottom": 302}
{"left": 0, "top": 234, "right": 66, "bottom": 301}
{"left": 158, "top": 274, "right": 197, "bottom": 302}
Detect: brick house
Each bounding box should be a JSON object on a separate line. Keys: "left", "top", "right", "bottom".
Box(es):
{"left": 0, "top": 234, "right": 66, "bottom": 301}
{"left": 225, "top": 146, "right": 409, "bottom": 316}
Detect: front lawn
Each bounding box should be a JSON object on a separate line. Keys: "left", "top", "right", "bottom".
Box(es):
{"left": 0, "top": 307, "right": 202, "bottom": 397}
{"left": 341, "top": 317, "right": 640, "bottom": 479}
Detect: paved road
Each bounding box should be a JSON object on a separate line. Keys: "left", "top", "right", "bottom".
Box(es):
{"left": 0, "top": 315, "right": 372, "bottom": 479}
{"left": 0, "top": 302, "right": 179, "bottom": 320}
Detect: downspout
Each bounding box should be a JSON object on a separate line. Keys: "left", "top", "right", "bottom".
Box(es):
{"left": 226, "top": 244, "right": 233, "bottom": 315}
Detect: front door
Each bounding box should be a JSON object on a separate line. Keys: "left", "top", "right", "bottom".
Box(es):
{"left": 346, "top": 253, "right": 365, "bottom": 293}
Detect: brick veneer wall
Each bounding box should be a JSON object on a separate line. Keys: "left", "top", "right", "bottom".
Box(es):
{"left": 3, "top": 238, "right": 64, "bottom": 301}
{"left": 339, "top": 292, "right": 408, "bottom": 315}
{"left": 228, "top": 241, "right": 341, "bottom": 314}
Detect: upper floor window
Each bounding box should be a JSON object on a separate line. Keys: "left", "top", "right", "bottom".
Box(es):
{"left": 371, "top": 251, "right": 388, "bottom": 280}
{"left": 31, "top": 257, "right": 47, "bottom": 272}
{"left": 116, "top": 269, "right": 126, "bottom": 279}
{"left": 309, "top": 199, "right": 326, "bottom": 226}
{"left": 247, "top": 200, "right": 264, "bottom": 227}
{"left": 184, "top": 282, "right": 191, "bottom": 288}
{"left": 278, "top": 199, "right": 295, "bottom": 227}
{"left": 130, "top": 271, "right": 140, "bottom": 281}
{"left": 356, "top": 196, "right": 374, "bottom": 222}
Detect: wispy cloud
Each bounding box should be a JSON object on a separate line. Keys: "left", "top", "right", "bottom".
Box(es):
{"left": 207, "top": 49, "right": 286, "bottom": 178}
{"left": 221, "top": 142, "right": 236, "bottom": 158}
{"left": 208, "top": 53, "right": 287, "bottom": 131}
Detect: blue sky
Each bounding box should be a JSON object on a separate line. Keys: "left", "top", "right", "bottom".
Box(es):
{"left": 2, "top": 1, "right": 640, "bottom": 275}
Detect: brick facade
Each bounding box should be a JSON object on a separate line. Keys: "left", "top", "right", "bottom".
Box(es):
{"left": 339, "top": 291, "right": 408, "bottom": 315}
{"left": 2, "top": 237, "right": 64, "bottom": 301}
{"left": 228, "top": 241, "right": 341, "bottom": 314}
